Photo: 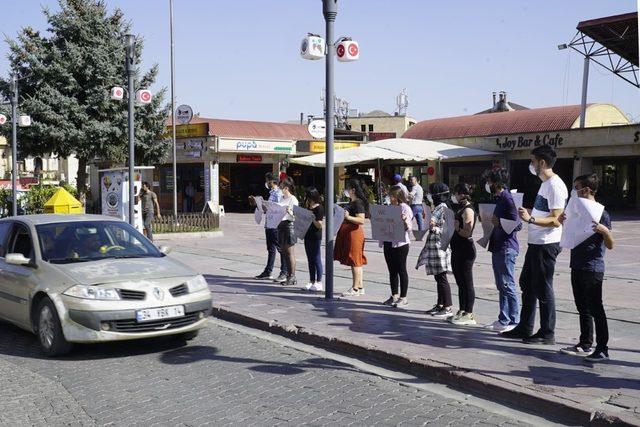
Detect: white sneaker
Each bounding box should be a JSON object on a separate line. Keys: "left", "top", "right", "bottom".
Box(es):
{"left": 304, "top": 282, "right": 314, "bottom": 291}
{"left": 310, "top": 282, "right": 324, "bottom": 292}
{"left": 342, "top": 287, "right": 364, "bottom": 297}
{"left": 485, "top": 320, "right": 516, "bottom": 332}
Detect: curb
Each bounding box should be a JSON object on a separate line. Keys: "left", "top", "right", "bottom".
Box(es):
{"left": 155, "top": 230, "right": 224, "bottom": 240}
{"left": 211, "top": 304, "right": 637, "bottom": 426}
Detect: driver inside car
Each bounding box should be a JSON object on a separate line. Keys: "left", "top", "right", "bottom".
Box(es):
{"left": 68, "top": 228, "right": 109, "bottom": 259}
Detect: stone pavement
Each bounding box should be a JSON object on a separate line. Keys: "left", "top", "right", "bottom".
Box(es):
{"left": 166, "top": 213, "right": 640, "bottom": 426}
{"left": 0, "top": 319, "right": 522, "bottom": 426}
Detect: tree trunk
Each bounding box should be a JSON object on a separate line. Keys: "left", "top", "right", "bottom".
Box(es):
{"left": 76, "top": 157, "right": 88, "bottom": 196}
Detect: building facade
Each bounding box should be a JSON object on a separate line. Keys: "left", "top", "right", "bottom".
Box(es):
{"left": 347, "top": 110, "right": 417, "bottom": 140}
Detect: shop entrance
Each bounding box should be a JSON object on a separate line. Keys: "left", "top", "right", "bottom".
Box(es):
{"left": 220, "top": 163, "right": 273, "bottom": 212}
{"left": 156, "top": 163, "right": 205, "bottom": 213}
{"left": 593, "top": 158, "right": 639, "bottom": 210}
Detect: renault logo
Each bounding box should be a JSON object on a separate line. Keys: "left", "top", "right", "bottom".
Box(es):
{"left": 153, "top": 287, "right": 164, "bottom": 301}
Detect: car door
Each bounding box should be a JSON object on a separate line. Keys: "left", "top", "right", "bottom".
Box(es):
{"left": 0, "top": 222, "right": 36, "bottom": 326}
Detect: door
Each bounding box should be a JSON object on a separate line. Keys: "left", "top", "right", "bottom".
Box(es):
{"left": 0, "top": 223, "right": 36, "bottom": 326}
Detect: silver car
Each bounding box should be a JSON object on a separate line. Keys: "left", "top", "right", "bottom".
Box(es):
{"left": 0, "top": 214, "right": 212, "bottom": 356}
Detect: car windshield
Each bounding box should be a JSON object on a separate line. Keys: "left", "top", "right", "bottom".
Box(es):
{"left": 36, "top": 220, "right": 162, "bottom": 264}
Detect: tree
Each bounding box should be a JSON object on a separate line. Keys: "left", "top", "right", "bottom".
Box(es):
{"left": 0, "top": 0, "right": 169, "bottom": 195}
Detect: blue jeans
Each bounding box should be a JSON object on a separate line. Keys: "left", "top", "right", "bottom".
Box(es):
{"left": 411, "top": 204, "right": 425, "bottom": 231}
{"left": 304, "top": 237, "right": 323, "bottom": 283}
{"left": 491, "top": 248, "right": 520, "bottom": 325}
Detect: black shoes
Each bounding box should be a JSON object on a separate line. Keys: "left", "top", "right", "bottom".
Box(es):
{"left": 500, "top": 327, "right": 532, "bottom": 340}
{"left": 255, "top": 271, "right": 272, "bottom": 280}
{"left": 523, "top": 332, "right": 555, "bottom": 345}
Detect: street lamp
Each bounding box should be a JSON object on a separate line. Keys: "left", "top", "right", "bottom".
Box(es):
{"left": 301, "top": 0, "right": 359, "bottom": 300}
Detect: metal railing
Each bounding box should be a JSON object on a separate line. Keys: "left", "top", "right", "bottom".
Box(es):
{"left": 152, "top": 213, "right": 219, "bottom": 233}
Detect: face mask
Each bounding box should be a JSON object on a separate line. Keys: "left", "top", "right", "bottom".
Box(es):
{"left": 485, "top": 183, "right": 492, "bottom": 194}
{"left": 426, "top": 194, "right": 433, "bottom": 204}
{"left": 573, "top": 187, "right": 588, "bottom": 199}
{"left": 570, "top": 189, "right": 577, "bottom": 199}
{"left": 344, "top": 190, "right": 350, "bottom": 198}
{"left": 450, "top": 195, "right": 458, "bottom": 204}
{"left": 529, "top": 163, "right": 538, "bottom": 176}
{"left": 265, "top": 182, "right": 270, "bottom": 190}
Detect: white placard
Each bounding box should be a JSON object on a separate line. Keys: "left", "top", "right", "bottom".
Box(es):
{"left": 265, "top": 202, "right": 286, "bottom": 229}
{"left": 254, "top": 196, "right": 264, "bottom": 213}
{"left": 560, "top": 197, "right": 605, "bottom": 249}
{"left": 254, "top": 208, "right": 262, "bottom": 225}
{"left": 512, "top": 192, "right": 524, "bottom": 209}
{"left": 477, "top": 203, "right": 496, "bottom": 249}
{"left": 370, "top": 205, "right": 405, "bottom": 242}
{"left": 439, "top": 208, "right": 456, "bottom": 250}
{"left": 413, "top": 204, "right": 432, "bottom": 241}
{"left": 293, "top": 206, "right": 316, "bottom": 241}
{"left": 332, "top": 204, "right": 345, "bottom": 237}
{"left": 500, "top": 218, "right": 519, "bottom": 235}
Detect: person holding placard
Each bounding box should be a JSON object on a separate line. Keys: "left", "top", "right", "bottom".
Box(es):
{"left": 558, "top": 174, "right": 614, "bottom": 363}
{"left": 335, "top": 179, "right": 369, "bottom": 297}
{"left": 254, "top": 172, "right": 287, "bottom": 281}
{"left": 449, "top": 183, "right": 478, "bottom": 325}
{"left": 483, "top": 168, "right": 522, "bottom": 332}
{"left": 303, "top": 187, "right": 325, "bottom": 293}
{"left": 503, "top": 145, "right": 568, "bottom": 345}
{"left": 380, "top": 187, "right": 413, "bottom": 308}
{"left": 276, "top": 177, "right": 299, "bottom": 287}
{"left": 416, "top": 183, "right": 453, "bottom": 319}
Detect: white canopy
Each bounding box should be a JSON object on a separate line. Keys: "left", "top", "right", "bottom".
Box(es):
{"left": 290, "top": 138, "right": 496, "bottom": 167}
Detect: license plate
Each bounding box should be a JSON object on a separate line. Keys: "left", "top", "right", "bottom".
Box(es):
{"left": 136, "top": 305, "right": 185, "bottom": 323}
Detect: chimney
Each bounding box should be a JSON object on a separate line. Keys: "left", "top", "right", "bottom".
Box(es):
{"left": 492, "top": 92, "right": 497, "bottom": 107}
{"left": 300, "top": 112, "right": 304, "bottom": 125}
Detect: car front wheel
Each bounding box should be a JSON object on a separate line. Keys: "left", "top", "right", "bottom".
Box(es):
{"left": 36, "top": 298, "right": 73, "bottom": 357}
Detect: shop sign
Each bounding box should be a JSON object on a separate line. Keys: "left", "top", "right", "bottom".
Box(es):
{"left": 495, "top": 133, "right": 564, "bottom": 151}
{"left": 237, "top": 154, "right": 263, "bottom": 163}
{"left": 163, "top": 122, "right": 209, "bottom": 139}
{"left": 183, "top": 138, "right": 205, "bottom": 150}
{"left": 309, "top": 141, "right": 360, "bottom": 152}
{"left": 218, "top": 138, "right": 296, "bottom": 154}
{"left": 183, "top": 150, "right": 202, "bottom": 158}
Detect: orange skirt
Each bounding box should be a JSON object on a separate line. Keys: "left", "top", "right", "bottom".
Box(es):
{"left": 334, "top": 222, "right": 367, "bottom": 267}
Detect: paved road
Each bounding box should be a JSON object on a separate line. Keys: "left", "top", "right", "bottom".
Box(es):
{"left": 0, "top": 319, "right": 524, "bottom": 426}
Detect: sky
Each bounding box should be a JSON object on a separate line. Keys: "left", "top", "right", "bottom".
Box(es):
{"left": 2, "top": 0, "right": 639, "bottom": 124}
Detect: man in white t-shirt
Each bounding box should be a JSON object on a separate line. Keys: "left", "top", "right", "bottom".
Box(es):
{"left": 501, "top": 145, "right": 568, "bottom": 345}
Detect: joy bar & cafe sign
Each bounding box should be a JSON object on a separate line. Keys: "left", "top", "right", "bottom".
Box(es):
{"left": 495, "top": 133, "right": 564, "bottom": 151}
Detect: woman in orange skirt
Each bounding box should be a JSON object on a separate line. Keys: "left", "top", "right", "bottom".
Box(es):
{"left": 334, "top": 179, "right": 369, "bottom": 297}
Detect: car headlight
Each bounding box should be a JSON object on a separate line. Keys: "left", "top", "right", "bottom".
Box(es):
{"left": 63, "top": 285, "right": 121, "bottom": 301}
{"left": 185, "top": 275, "right": 208, "bottom": 293}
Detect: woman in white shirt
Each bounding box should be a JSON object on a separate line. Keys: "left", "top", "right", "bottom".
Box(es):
{"left": 277, "top": 177, "right": 299, "bottom": 287}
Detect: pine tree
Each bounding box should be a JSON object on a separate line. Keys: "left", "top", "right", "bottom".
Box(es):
{"left": 0, "top": 0, "right": 169, "bottom": 194}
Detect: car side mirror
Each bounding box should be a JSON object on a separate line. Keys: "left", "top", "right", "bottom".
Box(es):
{"left": 6, "top": 253, "right": 36, "bottom": 268}
{"left": 159, "top": 245, "right": 172, "bottom": 255}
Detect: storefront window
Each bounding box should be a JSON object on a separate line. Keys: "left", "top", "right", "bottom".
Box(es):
{"left": 593, "top": 159, "right": 638, "bottom": 210}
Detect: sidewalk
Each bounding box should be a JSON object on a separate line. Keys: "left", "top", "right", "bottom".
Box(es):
{"left": 167, "top": 213, "right": 640, "bottom": 425}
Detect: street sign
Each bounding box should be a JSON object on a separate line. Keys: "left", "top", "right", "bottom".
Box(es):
{"left": 136, "top": 89, "right": 153, "bottom": 104}
{"left": 176, "top": 104, "right": 193, "bottom": 124}
{"left": 307, "top": 119, "right": 326, "bottom": 139}
{"left": 337, "top": 40, "right": 359, "bottom": 62}
{"left": 110, "top": 86, "right": 124, "bottom": 100}
{"left": 0, "top": 114, "right": 6, "bottom": 125}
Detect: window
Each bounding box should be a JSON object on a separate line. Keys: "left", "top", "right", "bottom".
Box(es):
{"left": 360, "top": 124, "right": 366, "bottom": 132}
{"left": 368, "top": 124, "right": 374, "bottom": 132}
{"left": 0, "top": 222, "right": 12, "bottom": 257}
{"left": 8, "top": 225, "right": 33, "bottom": 259}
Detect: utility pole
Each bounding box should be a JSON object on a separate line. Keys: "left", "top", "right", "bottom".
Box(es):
{"left": 10, "top": 74, "right": 18, "bottom": 217}
{"left": 125, "top": 34, "right": 136, "bottom": 226}
{"left": 323, "top": 0, "right": 337, "bottom": 300}
{"left": 169, "top": 0, "right": 178, "bottom": 218}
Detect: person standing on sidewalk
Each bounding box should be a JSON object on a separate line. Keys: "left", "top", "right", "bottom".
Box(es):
{"left": 335, "top": 179, "right": 369, "bottom": 297}
{"left": 393, "top": 174, "right": 409, "bottom": 198}
{"left": 139, "top": 182, "right": 161, "bottom": 241}
{"left": 559, "top": 173, "right": 614, "bottom": 363}
{"left": 408, "top": 175, "right": 426, "bottom": 231}
{"left": 303, "top": 187, "right": 325, "bottom": 293}
{"left": 380, "top": 187, "right": 413, "bottom": 308}
{"left": 449, "top": 183, "right": 478, "bottom": 326}
{"left": 254, "top": 172, "right": 288, "bottom": 281}
{"left": 416, "top": 182, "right": 453, "bottom": 319}
{"left": 277, "top": 177, "right": 299, "bottom": 287}
{"left": 484, "top": 168, "right": 522, "bottom": 332}
{"left": 502, "top": 145, "right": 567, "bottom": 345}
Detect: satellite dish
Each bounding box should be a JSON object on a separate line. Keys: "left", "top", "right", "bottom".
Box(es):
{"left": 308, "top": 119, "right": 326, "bottom": 139}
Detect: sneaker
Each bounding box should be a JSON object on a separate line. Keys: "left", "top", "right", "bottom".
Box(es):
{"left": 382, "top": 296, "right": 397, "bottom": 306}
{"left": 272, "top": 273, "right": 287, "bottom": 283}
{"left": 560, "top": 344, "right": 592, "bottom": 357}
{"left": 255, "top": 271, "right": 272, "bottom": 280}
{"left": 485, "top": 320, "right": 515, "bottom": 332}
{"left": 283, "top": 276, "right": 297, "bottom": 287}
{"left": 452, "top": 312, "right": 477, "bottom": 326}
{"left": 432, "top": 307, "right": 454, "bottom": 319}
{"left": 309, "top": 282, "right": 324, "bottom": 292}
{"left": 448, "top": 310, "right": 464, "bottom": 323}
{"left": 584, "top": 350, "right": 609, "bottom": 363}
{"left": 342, "top": 287, "right": 363, "bottom": 297}
{"left": 523, "top": 331, "right": 555, "bottom": 345}
{"left": 393, "top": 297, "right": 408, "bottom": 308}
{"left": 304, "top": 282, "right": 314, "bottom": 291}
{"left": 500, "top": 327, "right": 532, "bottom": 339}
{"left": 425, "top": 305, "right": 442, "bottom": 315}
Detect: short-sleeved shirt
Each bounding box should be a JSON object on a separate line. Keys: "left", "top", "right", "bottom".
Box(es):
{"left": 409, "top": 184, "right": 424, "bottom": 205}
{"left": 570, "top": 210, "right": 611, "bottom": 273}
{"left": 528, "top": 174, "right": 568, "bottom": 244}
{"left": 305, "top": 205, "right": 325, "bottom": 241}
{"left": 277, "top": 194, "right": 298, "bottom": 221}
{"left": 346, "top": 199, "right": 366, "bottom": 217}
{"left": 395, "top": 183, "right": 409, "bottom": 198}
{"left": 489, "top": 190, "right": 520, "bottom": 253}
{"left": 140, "top": 191, "right": 157, "bottom": 214}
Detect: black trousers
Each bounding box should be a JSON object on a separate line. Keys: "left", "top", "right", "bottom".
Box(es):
{"left": 571, "top": 269, "right": 608, "bottom": 351}
{"left": 452, "top": 240, "right": 476, "bottom": 313}
{"left": 383, "top": 243, "right": 410, "bottom": 298}
{"left": 435, "top": 272, "right": 452, "bottom": 307}
{"left": 264, "top": 228, "right": 287, "bottom": 275}
{"left": 518, "top": 243, "right": 561, "bottom": 337}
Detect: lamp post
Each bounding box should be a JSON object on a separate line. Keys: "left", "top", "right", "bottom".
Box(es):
{"left": 10, "top": 74, "right": 18, "bottom": 217}
{"left": 169, "top": 0, "right": 178, "bottom": 218}
{"left": 125, "top": 34, "right": 136, "bottom": 226}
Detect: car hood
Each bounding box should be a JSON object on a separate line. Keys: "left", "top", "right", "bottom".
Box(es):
{"left": 55, "top": 256, "right": 196, "bottom": 285}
